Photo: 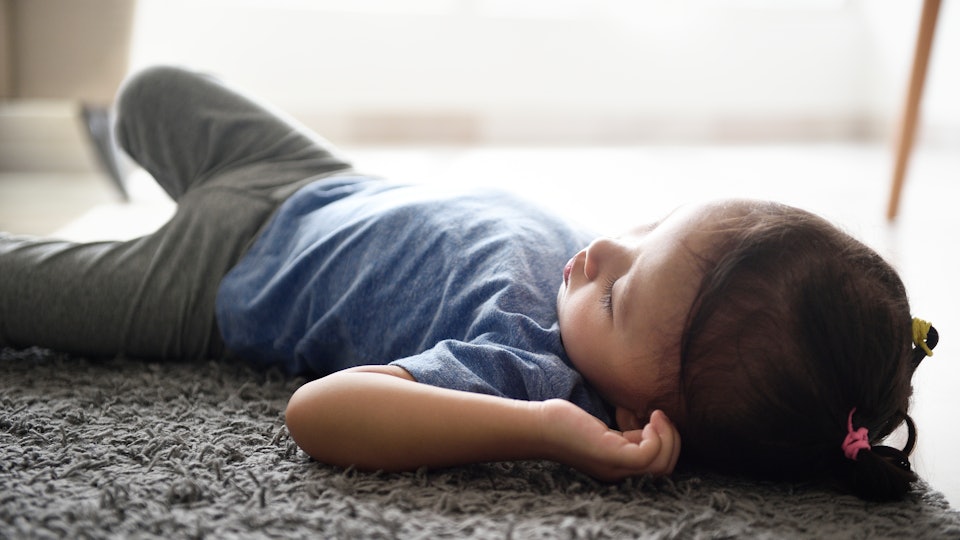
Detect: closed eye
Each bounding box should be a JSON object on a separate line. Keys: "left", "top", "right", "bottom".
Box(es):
{"left": 600, "top": 277, "right": 616, "bottom": 317}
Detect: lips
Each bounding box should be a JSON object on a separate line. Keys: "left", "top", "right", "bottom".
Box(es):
{"left": 563, "top": 256, "right": 575, "bottom": 285}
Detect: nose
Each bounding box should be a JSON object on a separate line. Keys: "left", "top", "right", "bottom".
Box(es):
{"left": 583, "top": 237, "right": 627, "bottom": 280}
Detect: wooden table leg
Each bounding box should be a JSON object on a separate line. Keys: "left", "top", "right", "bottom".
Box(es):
{"left": 887, "top": 0, "right": 941, "bottom": 221}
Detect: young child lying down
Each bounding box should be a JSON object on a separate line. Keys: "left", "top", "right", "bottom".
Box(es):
{"left": 0, "top": 66, "right": 938, "bottom": 502}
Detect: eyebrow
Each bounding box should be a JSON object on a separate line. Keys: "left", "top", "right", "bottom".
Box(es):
{"left": 656, "top": 206, "right": 682, "bottom": 226}
{"left": 635, "top": 219, "right": 661, "bottom": 235}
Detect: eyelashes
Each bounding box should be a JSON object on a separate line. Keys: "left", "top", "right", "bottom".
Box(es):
{"left": 600, "top": 277, "right": 616, "bottom": 316}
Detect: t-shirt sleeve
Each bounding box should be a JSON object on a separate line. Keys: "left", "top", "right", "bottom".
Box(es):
{"left": 390, "top": 338, "right": 613, "bottom": 426}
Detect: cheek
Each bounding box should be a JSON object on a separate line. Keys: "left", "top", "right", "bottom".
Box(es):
{"left": 559, "top": 290, "right": 595, "bottom": 330}
{"left": 558, "top": 295, "right": 604, "bottom": 356}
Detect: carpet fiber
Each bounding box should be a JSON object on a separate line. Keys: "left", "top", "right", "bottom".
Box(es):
{"left": 3, "top": 347, "right": 959, "bottom": 539}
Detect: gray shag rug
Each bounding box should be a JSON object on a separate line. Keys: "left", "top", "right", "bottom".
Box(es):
{"left": 3, "top": 347, "right": 959, "bottom": 539}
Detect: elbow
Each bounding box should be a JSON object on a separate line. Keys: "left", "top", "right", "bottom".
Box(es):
{"left": 284, "top": 380, "right": 324, "bottom": 460}
{"left": 284, "top": 370, "right": 414, "bottom": 470}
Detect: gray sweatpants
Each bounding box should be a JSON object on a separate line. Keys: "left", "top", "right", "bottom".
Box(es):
{"left": 0, "top": 66, "right": 353, "bottom": 360}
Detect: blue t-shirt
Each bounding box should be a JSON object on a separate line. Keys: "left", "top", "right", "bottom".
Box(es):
{"left": 215, "top": 176, "right": 613, "bottom": 425}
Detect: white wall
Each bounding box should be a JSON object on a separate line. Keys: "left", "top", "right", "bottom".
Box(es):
{"left": 121, "top": 0, "right": 960, "bottom": 144}
{"left": 861, "top": 0, "right": 959, "bottom": 143}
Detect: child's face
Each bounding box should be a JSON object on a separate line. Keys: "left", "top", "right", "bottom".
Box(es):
{"left": 557, "top": 201, "right": 743, "bottom": 423}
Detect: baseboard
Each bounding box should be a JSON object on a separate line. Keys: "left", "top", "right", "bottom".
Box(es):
{"left": 0, "top": 100, "right": 99, "bottom": 173}
{"left": 300, "top": 111, "right": 892, "bottom": 145}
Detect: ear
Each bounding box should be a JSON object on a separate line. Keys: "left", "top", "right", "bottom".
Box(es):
{"left": 614, "top": 406, "right": 647, "bottom": 431}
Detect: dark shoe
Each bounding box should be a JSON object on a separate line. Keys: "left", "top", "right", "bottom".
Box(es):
{"left": 81, "top": 104, "right": 129, "bottom": 201}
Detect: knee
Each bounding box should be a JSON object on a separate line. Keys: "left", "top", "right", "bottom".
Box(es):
{"left": 114, "top": 66, "right": 218, "bottom": 154}
{"left": 116, "top": 66, "right": 201, "bottom": 115}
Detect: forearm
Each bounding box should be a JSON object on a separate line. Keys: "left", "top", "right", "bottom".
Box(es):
{"left": 285, "top": 369, "right": 549, "bottom": 471}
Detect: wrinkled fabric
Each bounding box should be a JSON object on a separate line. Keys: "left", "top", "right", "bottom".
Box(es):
{"left": 216, "top": 177, "right": 613, "bottom": 424}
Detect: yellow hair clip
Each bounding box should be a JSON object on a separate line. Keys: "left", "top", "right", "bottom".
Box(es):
{"left": 912, "top": 317, "right": 935, "bottom": 357}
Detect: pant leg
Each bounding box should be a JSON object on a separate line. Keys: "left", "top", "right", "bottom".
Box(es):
{"left": 0, "top": 66, "right": 354, "bottom": 360}
{"left": 0, "top": 188, "right": 267, "bottom": 360}
{"left": 115, "top": 65, "right": 351, "bottom": 201}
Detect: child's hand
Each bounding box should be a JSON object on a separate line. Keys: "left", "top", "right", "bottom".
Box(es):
{"left": 538, "top": 399, "right": 680, "bottom": 482}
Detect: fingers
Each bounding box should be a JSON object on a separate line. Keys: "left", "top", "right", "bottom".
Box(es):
{"left": 612, "top": 425, "right": 669, "bottom": 475}
{"left": 623, "top": 411, "right": 679, "bottom": 476}
{"left": 649, "top": 410, "right": 681, "bottom": 474}
{"left": 572, "top": 409, "right": 681, "bottom": 481}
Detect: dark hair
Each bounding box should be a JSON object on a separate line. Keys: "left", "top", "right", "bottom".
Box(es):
{"left": 673, "top": 201, "right": 924, "bottom": 502}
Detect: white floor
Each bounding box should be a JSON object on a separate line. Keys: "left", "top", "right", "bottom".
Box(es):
{"left": 2, "top": 142, "right": 958, "bottom": 506}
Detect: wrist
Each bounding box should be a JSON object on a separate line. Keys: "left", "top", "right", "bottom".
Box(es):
{"left": 534, "top": 399, "right": 574, "bottom": 463}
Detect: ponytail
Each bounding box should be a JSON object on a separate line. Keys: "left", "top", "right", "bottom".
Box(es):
{"left": 841, "top": 411, "right": 917, "bottom": 502}
{"left": 838, "top": 321, "right": 937, "bottom": 502}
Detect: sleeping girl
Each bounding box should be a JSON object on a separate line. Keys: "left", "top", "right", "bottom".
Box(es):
{"left": 0, "top": 66, "right": 937, "bottom": 502}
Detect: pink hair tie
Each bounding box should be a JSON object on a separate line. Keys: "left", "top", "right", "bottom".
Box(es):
{"left": 842, "top": 408, "right": 871, "bottom": 461}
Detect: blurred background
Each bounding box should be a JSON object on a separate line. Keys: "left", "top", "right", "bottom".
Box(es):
{"left": 2, "top": 0, "right": 959, "bottom": 166}
{"left": 2, "top": 0, "right": 959, "bottom": 506}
